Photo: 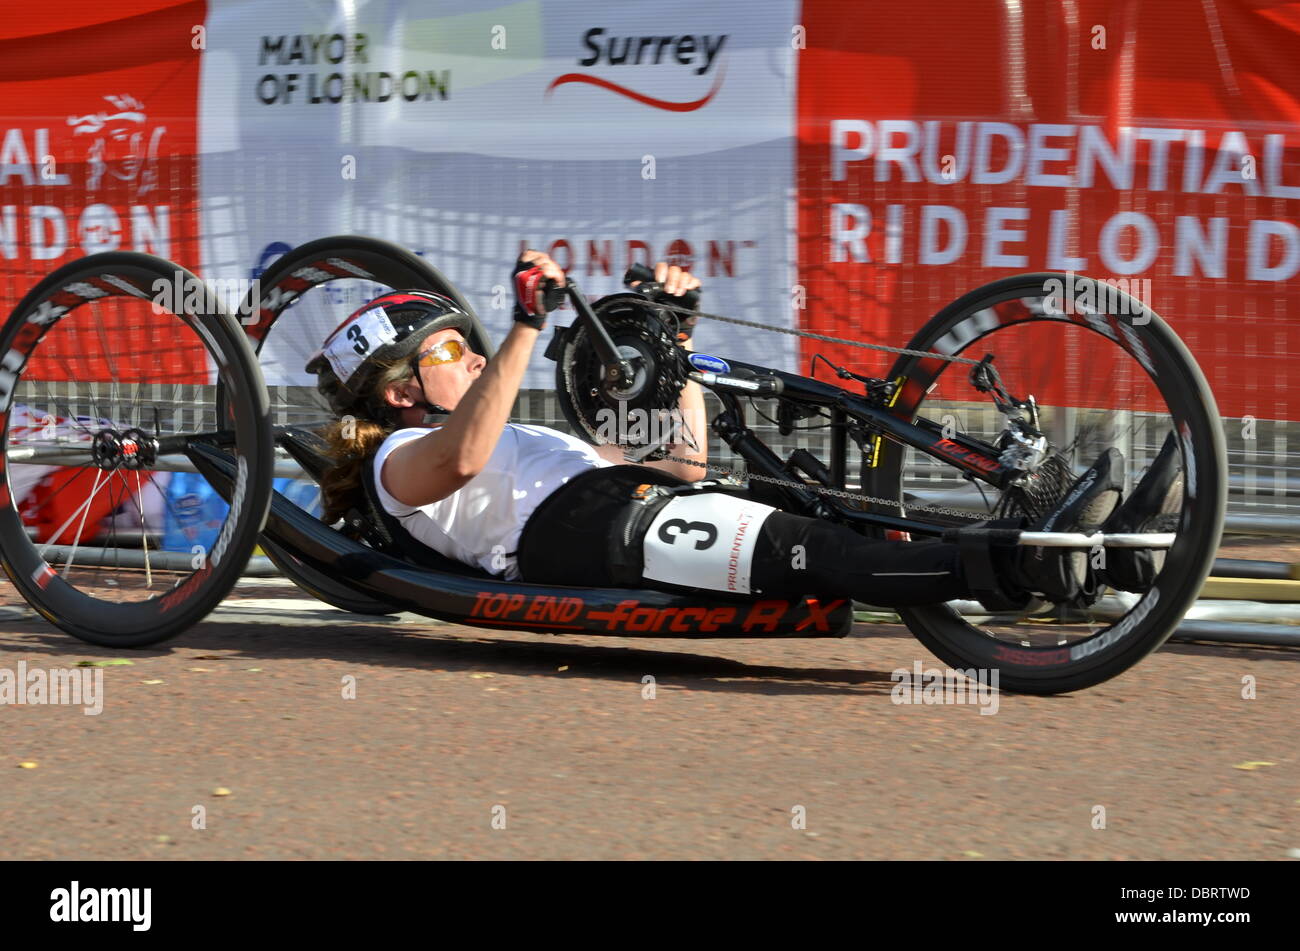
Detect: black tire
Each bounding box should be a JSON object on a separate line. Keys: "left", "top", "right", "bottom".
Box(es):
{"left": 239, "top": 234, "right": 494, "bottom": 362}
{"left": 229, "top": 235, "right": 493, "bottom": 612}
{"left": 862, "top": 273, "right": 1226, "bottom": 694}
{"left": 0, "top": 252, "right": 274, "bottom": 646}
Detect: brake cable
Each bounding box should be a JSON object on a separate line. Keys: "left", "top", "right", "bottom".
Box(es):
{"left": 648, "top": 297, "right": 984, "bottom": 366}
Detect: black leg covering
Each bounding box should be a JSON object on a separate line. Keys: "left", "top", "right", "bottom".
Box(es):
{"left": 750, "top": 512, "right": 974, "bottom": 606}
{"left": 945, "top": 518, "right": 1032, "bottom": 611}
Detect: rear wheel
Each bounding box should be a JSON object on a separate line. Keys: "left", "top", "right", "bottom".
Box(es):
{"left": 862, "top": 273, "right": 1226, "bottom": 693}
{"left": 226, "top": 235, "right": 494, "bottom": 612}
{"left": 0, "top": 253, "right": 274, "bottom": 646}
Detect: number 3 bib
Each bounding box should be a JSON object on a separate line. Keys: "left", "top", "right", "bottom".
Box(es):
{"left": 640, "top": 493, "right": 776, "bottom": 594}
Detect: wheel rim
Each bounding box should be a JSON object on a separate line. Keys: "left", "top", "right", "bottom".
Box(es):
{"left": 0, "top": 255, "right": 271, "bottom": 640}
{"left": 865, "top": 279, "right": 1224, "bottom": 674}
{"left": 224, "top": 236, "right": 488, "bottom": 611}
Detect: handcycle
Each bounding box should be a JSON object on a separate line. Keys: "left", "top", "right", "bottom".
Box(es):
{"left": 0, "top": 236, "right": 1226, "bottom": 693}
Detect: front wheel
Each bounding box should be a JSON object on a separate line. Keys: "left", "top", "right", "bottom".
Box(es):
{"left": 862, "top": 273, "right": 1226, "bottom": 694}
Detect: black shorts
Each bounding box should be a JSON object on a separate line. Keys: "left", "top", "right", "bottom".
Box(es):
{"left": 516, "top": 466, "right": 684, "bottom": 587}
{"left": 516, "top": 465, "right": 970, "bottom": 605}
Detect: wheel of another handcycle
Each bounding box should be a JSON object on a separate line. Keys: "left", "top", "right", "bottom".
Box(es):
{"left": 223, "top": 235, "right": 495, "bottom": 616}
{"left": 861, "top": 273, "right": 1227, "bottom": 694}
{"left": 0, "top": 252, "right": 275, "bottom": 646}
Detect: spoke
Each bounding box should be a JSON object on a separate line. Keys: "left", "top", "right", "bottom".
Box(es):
{"left": 141, "top": 468, "right": 189, "bottom": 528}
{"left": 41, "top": 382, "right": 96, "bottom": 440}
{"left": 895, "top": 317, "right": 1184, "bottom": 645}
{"left": 106, "top": 464, "right": 124, "bottom": 584}
{"left": 13, "top": 463, "right": 96, "bottom": 521}
{"left": 32, "top": 469, "right": 104, "bottom": 559}
{"left": 133, "top": 470, "right": 152, "bottom": 588}
{"left": 52, "top": 468, "right": 108, "bottom": 579}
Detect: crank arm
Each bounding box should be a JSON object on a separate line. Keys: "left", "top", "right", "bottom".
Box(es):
{"left": 562, "top": 279, "right": 636, "bottom": 389}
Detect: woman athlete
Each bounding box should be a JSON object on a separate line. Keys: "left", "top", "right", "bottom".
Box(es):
{"left": 306, "top": 250, "right": 1136, "bottom": 610}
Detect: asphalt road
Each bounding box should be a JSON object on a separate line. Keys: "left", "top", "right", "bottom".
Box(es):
{"left": 2, "top": 576, "right": 1296, "bottom": 860}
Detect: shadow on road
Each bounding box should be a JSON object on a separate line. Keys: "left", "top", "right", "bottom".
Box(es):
{"left": 4, "top": 604, "right": 1295, "bottom": 699}
{"left": 0, "top": 612, "right": 937, "bottom": 698}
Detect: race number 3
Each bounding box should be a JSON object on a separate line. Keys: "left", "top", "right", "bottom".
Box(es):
{"left": 641, "top": 493, "right": 776, "bottom": 594}
{"left": 657, "top": 518, "right": 717, "bottom": 550}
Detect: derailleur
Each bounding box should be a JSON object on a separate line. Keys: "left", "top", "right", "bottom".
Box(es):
{"left": 970, "top": 354, "right": 1048, "bottom": 471}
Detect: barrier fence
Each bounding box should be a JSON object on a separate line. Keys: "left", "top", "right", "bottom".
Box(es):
{"left": 11, "top": 380, "right": 1298, "bottom": 532}
{"left": 5, "top": 1, "right": 1300, "bottom": 648}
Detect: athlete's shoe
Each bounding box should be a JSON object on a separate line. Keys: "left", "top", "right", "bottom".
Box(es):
{"left": 1002, "top": 448, "right": 1125, "bottom": 603}
{"left": 1096, "top": 433, "right": 1183, "bottom": 592}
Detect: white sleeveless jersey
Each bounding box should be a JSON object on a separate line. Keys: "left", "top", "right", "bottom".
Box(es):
{"left": 372, "top": 423, "right": 611, "bottom": 579}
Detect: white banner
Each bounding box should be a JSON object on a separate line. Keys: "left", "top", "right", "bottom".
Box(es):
{"left": 199, "top": 0, "right": 798, "bottom": 388}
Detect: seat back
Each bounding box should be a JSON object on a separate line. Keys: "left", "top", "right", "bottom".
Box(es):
{"left": 275, "top": 425, "right": 490, "bottom": 577}
{"left": 276, "top": 425, "right": 337, "bottom": 485}
{"left": 355, "top": 452, "right": 492, "bottom": 577}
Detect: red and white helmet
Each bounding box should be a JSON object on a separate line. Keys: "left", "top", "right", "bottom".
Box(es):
{"left": 305, "top": 290, "right": 473, "bottom": 417}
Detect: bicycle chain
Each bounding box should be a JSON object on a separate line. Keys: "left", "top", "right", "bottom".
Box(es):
{"left": 651, "top": 449, "right": 987, "bottom": 521}
{"left": 649, "top": 298, "right": 984, "bottom": 366}
{"left": 622, "top": 297, "right": 991, "bottom": 520}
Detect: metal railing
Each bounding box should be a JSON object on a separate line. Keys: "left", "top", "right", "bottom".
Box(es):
{"left": 8, "top": 384, "right": 1300, "bottom": 651}
{"left": 10, "top": 384, "right": 1300, "bottom": 527}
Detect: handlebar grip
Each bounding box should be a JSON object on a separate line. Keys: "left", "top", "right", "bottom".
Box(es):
{"left": 623, "top": 262, "right": 655, "bottom": 286}
{"left": 623, "top": 263, "right": 701, "bottom": 311}
{"left": 540, "top": 278, "right": 566, "bottom": 313}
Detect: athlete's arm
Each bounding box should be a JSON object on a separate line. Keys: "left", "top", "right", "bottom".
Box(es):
{"left": 383, "top": 250, "right": 560, "bottom": 508}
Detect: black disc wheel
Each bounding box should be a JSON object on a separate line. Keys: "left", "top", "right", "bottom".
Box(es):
{"left": 862, "top": 273, "right": 1226, "bottom": 694}
{"left": 0, "top": 252, "right": 274, "bottom": 646}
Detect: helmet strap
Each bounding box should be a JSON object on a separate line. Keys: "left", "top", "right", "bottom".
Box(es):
{"left": 410, "top": 357, "right": 453, "bottom": 424}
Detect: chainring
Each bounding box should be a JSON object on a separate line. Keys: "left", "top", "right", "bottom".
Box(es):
{"left": 555, "top": 294, "right": 690, "bottom": 461}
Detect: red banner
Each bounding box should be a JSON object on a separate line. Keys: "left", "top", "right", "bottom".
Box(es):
{"left": 797, "top": 0, "right": 1300, "bottom": 420}
{"left": 0, "top": 0, "right": 207, "bottom": 384}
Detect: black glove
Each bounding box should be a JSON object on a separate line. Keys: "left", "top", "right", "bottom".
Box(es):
{"left": 512, "top": 259, "right": 565, "bottom": 329}
{"left": 622, "top": 262, "right": 701, "bottom": 340}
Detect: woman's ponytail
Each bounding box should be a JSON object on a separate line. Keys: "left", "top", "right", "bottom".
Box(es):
{"left": 316, "top": 355, "right": 420, "bottom": 524}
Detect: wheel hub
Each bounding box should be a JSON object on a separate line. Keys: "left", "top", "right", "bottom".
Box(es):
{"left": 90, "top": 427, "right": 158, "bottom": 470}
